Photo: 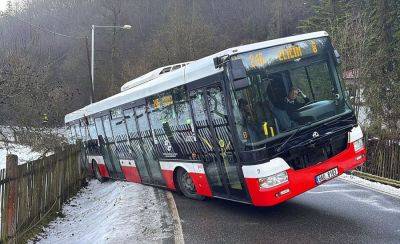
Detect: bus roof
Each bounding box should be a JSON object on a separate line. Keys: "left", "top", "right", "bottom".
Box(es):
{"left": 120, "top": 61, "right": 192, "bottom": 92}
{"left": 65, "top": 31, "right": 328, "bottom": 124}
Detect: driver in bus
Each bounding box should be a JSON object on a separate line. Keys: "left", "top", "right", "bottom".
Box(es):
{"left": 283, "top": 87, "right": 310, "bottom": 113}
{"left": 272, "top": 86, "right": 310, "bottom": 131}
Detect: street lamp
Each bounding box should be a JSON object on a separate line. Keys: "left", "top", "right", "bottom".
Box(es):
{"left": 90, "top": 24, "right": 132, "bottom": 103}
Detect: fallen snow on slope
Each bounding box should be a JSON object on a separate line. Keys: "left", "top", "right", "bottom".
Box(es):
{"left": 32, "top": 180, "right": 173, "bottom": 244}
{"left": 339, "top": 173, "right": 400, "bottom": 197}
{"left": 0, "top": 142, "right": 42, "bottom": 169}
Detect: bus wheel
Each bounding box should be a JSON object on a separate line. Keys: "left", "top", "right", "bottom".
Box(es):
{"left": 177, "top": 168, "right": 205, "bottom": 200}
{"left": 93, "top": 161, "right": 106, "bottom": 183}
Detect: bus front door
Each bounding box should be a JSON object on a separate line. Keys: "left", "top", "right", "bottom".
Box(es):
{"left": 190, "top": 85, "right": 247, "bottom": 201}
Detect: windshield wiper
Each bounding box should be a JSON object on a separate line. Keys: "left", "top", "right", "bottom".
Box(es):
{"left": 316, "top": 115, "right": 353, "bottom": 130}
{"left": 274, "top": 115, "right": 354, "bottom": 155}
{"left": 275, "top": 123, "right": 309, "bottom": 153}
{"left": 287, "top": 123, "right": 356, "bottom": 151}
{"left": 274, "top": 117, "right": 354, "bottom": 154}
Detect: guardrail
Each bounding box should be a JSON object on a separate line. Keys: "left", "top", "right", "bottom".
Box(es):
{"left": 0, "top": 145, "right": 86, "bottom": 243}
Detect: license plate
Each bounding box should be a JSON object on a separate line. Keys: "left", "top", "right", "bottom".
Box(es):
{"left": 315, "top": 167, "right": 338, "bottom": 185}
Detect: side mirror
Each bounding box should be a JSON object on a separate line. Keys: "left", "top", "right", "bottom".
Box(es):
{"left": 334, "top": 49, "right": 341, "bottom": 64}
{"left": 231, "top": 59, "right": 251, "bottom": 90}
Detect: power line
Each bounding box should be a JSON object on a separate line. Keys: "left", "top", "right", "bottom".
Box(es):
{"left": 1, "top": 12, "right": 88, "bottom": 40}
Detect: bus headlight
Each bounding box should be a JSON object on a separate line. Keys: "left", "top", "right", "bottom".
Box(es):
{"left": 353, "top": 138, "right": 364, "bottom": 152}
{"left": 258, "top": 171, "right": 288, "bottom": 189}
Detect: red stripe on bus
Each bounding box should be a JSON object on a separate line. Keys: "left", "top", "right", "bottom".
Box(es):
{"left": 161, "top": 169, "right": 212, "bottom": 197}
{"left": 245, "top": 142, "right": 366, "bottom": 206}
{"left": 189, "top": 172, "right": 212, "bottom": 197}
{"left": 97, "top": 164, "right": 110, "bottom": 178}
{"left": 121, "top": 166, "right": 141, "bottom": 183}
{"left": 162, "top": 170, "right": 176, "bottom": 190}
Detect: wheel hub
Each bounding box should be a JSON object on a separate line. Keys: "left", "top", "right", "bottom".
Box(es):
{"left": 182, "top": 172, "right": 195, "bottom": 193}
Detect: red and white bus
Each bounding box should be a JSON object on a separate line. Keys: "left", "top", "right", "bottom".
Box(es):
{"left": 65, "top": 31, "right": 366, "bottom": 206}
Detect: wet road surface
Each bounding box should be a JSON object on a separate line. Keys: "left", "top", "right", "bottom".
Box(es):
{"left": 173, "top": 179, "right": 400, "bottom": 244}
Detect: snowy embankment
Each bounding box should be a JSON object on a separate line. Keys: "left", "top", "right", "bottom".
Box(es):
{"left": 0, "top": 126, "right": 66, "bottom": 169}
{"left": 32, "top": 180, "right": 173, "bottom": 244}
{"left": 0, "top": 142, "right": 42, "bottom": 169}
{"left": 339, "top": 173, "right": 400, "bottom": 198}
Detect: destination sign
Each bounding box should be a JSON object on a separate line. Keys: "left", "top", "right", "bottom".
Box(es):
{"left": 277, "top": 45, "right": 303, "bottom": 61}
{"left": 234, "top": 37, "right": 328, "bottom": 70}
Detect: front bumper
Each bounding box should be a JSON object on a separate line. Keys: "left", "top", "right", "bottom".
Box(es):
{"left": 244, "top": 142, "right": 366, "bottom": 206}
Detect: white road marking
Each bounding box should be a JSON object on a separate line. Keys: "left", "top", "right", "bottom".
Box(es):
{"left": 166, "top": 192, "right": 184, "bottom": 244}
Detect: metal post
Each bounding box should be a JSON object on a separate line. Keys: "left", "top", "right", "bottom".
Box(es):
{"left": 91, "top": 25, "right": 95, "bottom": 103}
{"left": 85, "top": 37, "right": 94, "bottom": 104}
{"left": 89, "top": 24, "right": 131, "bottom": 104}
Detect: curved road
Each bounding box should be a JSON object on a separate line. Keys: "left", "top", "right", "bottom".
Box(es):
{"left": 173, "top": 179, "right": 400, "bottom": 244}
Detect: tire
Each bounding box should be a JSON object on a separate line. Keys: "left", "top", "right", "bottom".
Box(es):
{"left": 93, "top": 160, "right": 106, "bottom": 183}
{"left": 176, "top": 168, "right": 205, "bottom": 200}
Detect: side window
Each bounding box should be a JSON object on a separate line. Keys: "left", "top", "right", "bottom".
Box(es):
{"left": 102, "top": 115, "right": 114, "bottom": 141}
{"left": 74, "top": 124, "right": 82, "bottom": 139}
{"left": 68, "top": 126, "right": 76, "bottom": 144}
{"left": 151, "top": 86, "right": 192, "bottom": 131}
{"left": 80, "top": 121, "right": 88, "bottom": 141}
{"left": 175, "top": 102, "right": 191, "bottom": 126}
{"left": 189, "top": 89, "right": 207, "bottom": 123}
{"left": 207, "top": 87, "right": 227, "bottom": 122}
{"left": 174, "top": 86, "right": 192, "bottom": 126}
{"left": 158, "top": 91, "right": 177, "bottom": 134}
{"left": 95, "top": 117, "right": 105, "bottom": 138}
{"left": 190, "top": 89, "right": 213, "bottom": 153}
{"left": 70, "top": 125, "right": 76, "bottom": 139}
{"left": 88, "top": 122, "right": 97, "bottom": 140}
{"left": 123, "top": 109, "right": 138, "bottom": 135}
{"left": 110, "top": 110, "right": 128, "bottom": 141}
{"left": 135, "top": 106, "right": 149, "bottom": 132}
{"left": 148, "top": 97, "right": 163, "bottom": 130}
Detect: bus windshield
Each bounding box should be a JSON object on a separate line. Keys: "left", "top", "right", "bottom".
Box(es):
{"left": 230, "top": 37, "right": 351, "bottom": 146}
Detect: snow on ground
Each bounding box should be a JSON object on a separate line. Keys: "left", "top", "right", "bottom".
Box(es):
{"left": 339, "top": 173, "right": 400, "bottom": 198}
{"left": 32, "top": 180, "right": 173, "bottom": 244}
{"left": 0, "top": 142, "right": 42, "bottom": 169}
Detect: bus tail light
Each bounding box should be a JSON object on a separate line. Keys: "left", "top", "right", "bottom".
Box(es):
{"left": 353, "top": 138, "right": 364, "bottom": 152}
{"left": 258, "top": 171, "right": 288, "bottom": 189}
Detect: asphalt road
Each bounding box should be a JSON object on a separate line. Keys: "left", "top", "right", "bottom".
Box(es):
{"left": 173, "top": 179, "right": 400, "bottom": 244}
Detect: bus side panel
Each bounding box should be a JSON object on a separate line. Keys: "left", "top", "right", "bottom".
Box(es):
{"left": 189, "top": 172, "right": 213, "bottom": 197}
{"left": 161, "top": 170, "right": 176, "bottom": 190}
{"left": 88, "top": 155, "right": 110, "bottom": 178}
{"left": 160, "top": 161, "right": 212, "bottom": 197}
{"left": 98, "top": 163, "right": 110, "bottom": 178}
{"left": 120, "top": 159, "right": 141, "bottom": 183}
{"left": 85, "top": 156, "right": 95, "bottom": 176}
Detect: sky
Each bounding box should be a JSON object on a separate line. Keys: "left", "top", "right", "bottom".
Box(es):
{"left": 0, "top": 1, "right": 8, "bottom": 11}
{"left": 0, "top": 0, "right": 16, "bottom": 12}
